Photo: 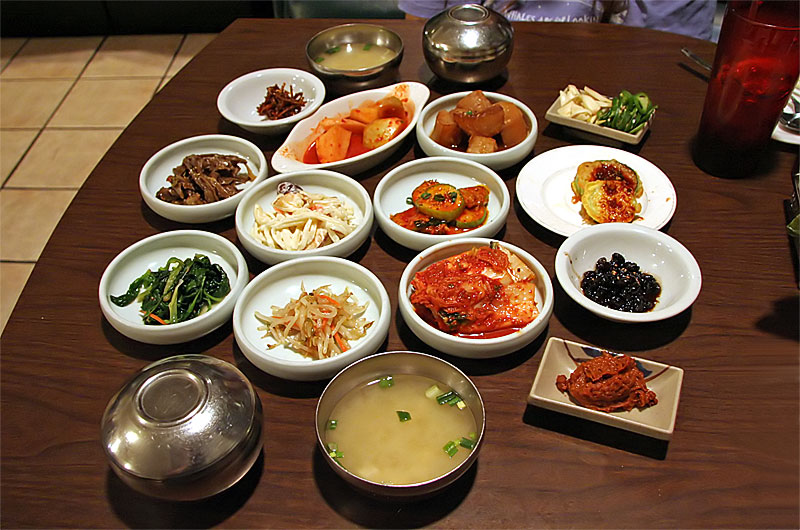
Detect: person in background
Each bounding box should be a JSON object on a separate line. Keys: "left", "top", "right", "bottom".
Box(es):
{"left": 398, "top": 0, "right": 717, "bottom": 40}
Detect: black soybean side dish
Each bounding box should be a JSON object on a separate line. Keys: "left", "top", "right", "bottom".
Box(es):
{"left": 580, "top": 253, "right": 661, "bottom": 312}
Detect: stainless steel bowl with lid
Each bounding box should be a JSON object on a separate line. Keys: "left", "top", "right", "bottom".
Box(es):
{"left": 101, "top": 354, "right": 263, "bottom": 501}
{"left": 423, "top": 3, "right": 514, "bottom": 84}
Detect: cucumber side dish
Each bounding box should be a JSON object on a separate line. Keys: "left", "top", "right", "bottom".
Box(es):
{"left": 110, "top": 254, "right": 231, "bottom": 325}
{"left": 596, "top": 90, "right": 657, "bottom": 134}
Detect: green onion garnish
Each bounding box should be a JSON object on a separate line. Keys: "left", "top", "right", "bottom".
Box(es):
{"left": 327, "top": 419, "right": 338, "bottom": 430}
{"left": 325, "top": 46, "right": 340, "bottom": 54}
{"left": 363, "top": 43, "right": 373, "bottom": 51}
{"left": 396, "top": 410, "right": 411, "bottom": 422}
{"left": 459, "top": 437, "right": 475, "bottom": 450}
{"left": 406, "top": 197, "right": 413, "bottom": 205}
{"left": 436, "top": 391, "right": 455, "bottom": 404}
{"left": 327, "top": 442, "right": 338, "bottom": 452}
{"left": 443, "top": 440, "right": 458, "bottom": 457}
{"left": 425, "top": 384, "right": 441, "bottom": 399}
{"left": 379, "top": 375, "right": 394, "bottom": 388}
{"left": 420, "top": 192, "right": 431, "bottom": 199}
{"left": 314, "top": 57, "right": 325, "bottom": 63}
{"left": 447, "top": 395, "right": 461, "bottom": 406}
{"left": 469, "top": 431, "right": 477, "bottom": 440}
{"left": 329, "top": 449, "right": 344, "bottom": 459}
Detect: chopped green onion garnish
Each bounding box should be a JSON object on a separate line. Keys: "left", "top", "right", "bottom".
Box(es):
{"left": 327, "top": 442, "right": 338, "bottom": 452}
{"left": 447, "top": 395, "right": 461, "bottom": 406}
{"left": 406, "top": 197, "right": 413, "bottom": 204}
{"left": 363, "top": 43, "right": 373, "bottom": 51}
{"left": 396, "top": 410, "right": 411, "bottom": 422}
{"left": 469, "top": 432, "right": 477, "bottom": 440}
{"left": 327, "top": 419, "right": 338, "bottom": 430}
{"left": 425, "top": 384, "right": 441, "bottom": 399}
{"left": 443, "top": 440, "right": 458, "bottom": 457}
{"left": 456, "top": 400, "right": 467, "bottom": 410}
{"left": 379, "top": 375, "right": 394, "bottom": 388}
{"left": 329, "top": 449, "right": 344, "bottom": 459}
{"left": 436, "top": 391, "right": 455, "bottom": 404}
{"left": 314, "top": 57, "right": 325, "bottom": 63}
{"left": 325, "top": 46, "right": 340, "bottom": 54}
{"left": 459, "top": 437, "right": 476, "bottom": 450}
{"left": 420, "top": 192, "right": 431, "bottom": 199}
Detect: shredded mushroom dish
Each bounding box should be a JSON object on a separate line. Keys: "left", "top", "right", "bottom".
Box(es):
{"left": 251, "top": 182, "right": 357, "bottom": 251}
{"left": 255, "top": 284, "right": 373, "bottom": 359}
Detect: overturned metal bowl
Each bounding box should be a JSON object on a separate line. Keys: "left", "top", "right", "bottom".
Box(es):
{"left": 306, "top": 23, "right": 404, "bottom": 96}
{"left": 101, "top": 355, "right": 263, "bottom": 501}
{"left": 423, "top": 3, "right": 514, "bottom": 84}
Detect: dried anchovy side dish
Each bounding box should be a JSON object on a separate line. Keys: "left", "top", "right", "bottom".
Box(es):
{"left": 256, "top": 83, "right": 307, "bottom": 121}
{"left": 110, "top": 254, "right": 231, "bottom": 325}
{"left": 255, "top": 284, "right": 373, "bottom": 359}
{"left": 156, "top": 153, "right": 256, "bottom": 205}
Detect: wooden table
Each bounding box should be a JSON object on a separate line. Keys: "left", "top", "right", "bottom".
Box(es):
{"left": 2, "top": 18, "right": 798, "bottom": 529}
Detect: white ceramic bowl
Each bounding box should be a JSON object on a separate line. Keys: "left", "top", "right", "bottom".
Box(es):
{"left": 398, "top": 238, "right": 554, "bottom": 358}
{"left": 373, "top": 156, "right": 510, "bottom": 251}
{"left": 139, "top": 135, "right": 268, "bottom": 224}
{"left": 555, "top": 224, "right": 702, "bottom": 323}
{"left": 416, "top": 91, "right": 538, "bottom": 171}
{"left": 99, "top": 230, "right": 249, "bottom": 345}
{"left": 217, "top": 68, "right": 325, "bottom": 135}
{"left": 233, "top": 257, "right": 391, "bottom": 381}
{"left": 235, "top": 170, "right": 373, "bottom": 265}
{"left": 271, "top": 81, "right": 430, "bottom": 175}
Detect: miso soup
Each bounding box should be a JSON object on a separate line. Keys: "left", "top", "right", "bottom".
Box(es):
{"left": 325, "top": 374, "right": 477, "bottom": 485}
{"left": 316, "top": 43, "right": 396, "bottom": 70}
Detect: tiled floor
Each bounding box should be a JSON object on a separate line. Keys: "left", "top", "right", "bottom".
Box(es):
{"left": 0, "top": 33, "right": 217, "bottom": 333}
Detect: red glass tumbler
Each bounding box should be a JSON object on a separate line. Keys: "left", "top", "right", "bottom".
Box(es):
{"left": 693, "top": 1, "right": 799, "bottom": 178}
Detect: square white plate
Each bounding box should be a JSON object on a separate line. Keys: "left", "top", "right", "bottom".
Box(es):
{"left": 545, "top": 97, "right": 651, "bottom": 145}
{"left": 528, "top": 337, "right": 683, "bottom": 440}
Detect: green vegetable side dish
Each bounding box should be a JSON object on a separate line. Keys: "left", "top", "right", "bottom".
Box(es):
{"left": 596, "top": 90, "right": 657, "bottom": 134}
{"left": 110, "top": 254, "right": 231, "bottom": 325}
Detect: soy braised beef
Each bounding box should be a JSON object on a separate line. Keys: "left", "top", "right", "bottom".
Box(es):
{"left": 156, "top": 154, "right": 255, "bottom": 205}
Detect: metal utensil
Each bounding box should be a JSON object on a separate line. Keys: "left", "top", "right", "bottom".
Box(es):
{"left": 681, "top": 47, "right": 712, "bottom": 72}
{"left": 779, "top": 93, "right": 800, "bottom": 133}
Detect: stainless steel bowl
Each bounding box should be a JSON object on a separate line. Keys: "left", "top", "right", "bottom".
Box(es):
{"left": 423, "top": 3, "right": 514, "bottom": 84}
{"left": 306, "top": 23, "right": 404, "bottom": 96}
{"left": 315, "top": 351, "right": 485, "bottom": 499}
{"left": 101, "top": 354, "right": 263, "bottom": 501}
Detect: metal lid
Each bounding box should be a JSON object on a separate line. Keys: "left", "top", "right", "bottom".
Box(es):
{"left": 101, "top": 355, "right": 259, "bottom": 481}
{"left": 423, "top": 4, "right": 514, "bottom": 61}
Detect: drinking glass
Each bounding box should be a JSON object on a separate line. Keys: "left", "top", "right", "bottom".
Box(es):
{"left": 693, "top": 1, "right": 799, "bottom": 178}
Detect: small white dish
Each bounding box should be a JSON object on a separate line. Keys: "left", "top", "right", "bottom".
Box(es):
{"left": 544, "top": 96, "right": 652, "bottom": 145}
{"left": 217, "top": 68, "right": 325, "bottom": 135}
{"left": 398, "top": 238, "right": 554, "bottom": 358}
{"left": 415, "top": 91, "right": 538, "bottom": 171}
{"left": 139, "top": 135, "right": 268, "bottom": 224}
{"left": 528, "top": 337, "right": 684, "bottom": 440}
{"left": 99, "top": 230, "right": 249, "bottom": 345}
{"left": 271, "top": 81, "right": 430, "bottom": 175}
{"left": 233, "top": 257, "right": 391, "bottom": 381}
{"left": 373, "top": 156, "right": 510, "bottom": 251}
{"left": 555, "top": 223, "right": 702, "bottom": 323}
{"left": 235, "top": 170, "right": 373, "bottom": 265}
{"left": 516, "top": 145, "right": 677, "bottom": 237}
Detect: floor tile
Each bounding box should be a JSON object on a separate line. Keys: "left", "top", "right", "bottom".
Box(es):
{"left": 1, "top": 38, "right": 27, "bottom": 70}
{"left": 49, "top": 77, "right": 160, "bottom": 128}
{"left": 167, "top": 33, "right": 217, "bottom": 76}
{"left": 0, "top": 262, "right": 34, "bottom": 333}
{"left": 0, "top": 189, "right": 77, "bottom": 261}
{"left": 0, "top": 79, "right": 73, "bottom": 128}
{"left": 1, "top": 129, "right": 38, "bottom": 182}
{"left": 1, "top": 36, "right": 102, "bottom": 79}
{"left": 6, "top": 129, "right": 122, "bottom": 188}
{"left": 82, "top": 34, "right": 183, "bottom": 78}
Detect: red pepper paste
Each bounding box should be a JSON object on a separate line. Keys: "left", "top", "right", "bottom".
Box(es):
{"left": 555, "top": 352, "right": 657, "bottom": 413}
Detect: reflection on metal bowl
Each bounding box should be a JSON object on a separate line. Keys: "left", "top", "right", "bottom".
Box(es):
{"left": 101, "top": 355, "right": 263, "bottom": 501}
{"left": 423, "top": 4, "right": 514, "bottom": 84}
{"left": 306, "top": 23, "right": 404, "bottom": 96}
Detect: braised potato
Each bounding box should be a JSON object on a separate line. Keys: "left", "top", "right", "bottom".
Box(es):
{"left": 456, "top": 90, "right": 493, "bottom": 113}
{"left": 431, "top": 110, "right": 463, "bottom": 148}
{"left": 467, "top": 135, "right": 498, "bottom": 154}
{"left": 452, "top": 103, "right": 504, "bottom": 137}
{"left": 498, "top": 101, "right": 528, "bottom": 148}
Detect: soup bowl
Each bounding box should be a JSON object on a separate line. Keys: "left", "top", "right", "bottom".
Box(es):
{"left": 316, "top": 351, "right": 485, "bottom": 499}
{"left": 306, "top": 23, "right": 404, "bottom": 96}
